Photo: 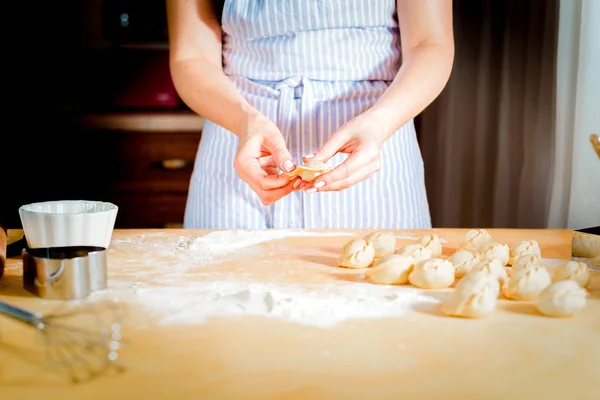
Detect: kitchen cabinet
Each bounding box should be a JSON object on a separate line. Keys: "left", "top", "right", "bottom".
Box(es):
{"left": 3, "top": 111, "right": 204, "bottom": 229}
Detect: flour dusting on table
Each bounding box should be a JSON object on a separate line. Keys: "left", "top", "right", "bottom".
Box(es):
{"left": 98, "top": 280, "right": 441, "bottom": 328}
{"left": 98, "top": 230, "right": 446, "bottom": 327}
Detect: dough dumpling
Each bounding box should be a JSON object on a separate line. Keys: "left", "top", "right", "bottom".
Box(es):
{"left": 418, "top": 234, "right": 443, "bottom": 257}
{"left": 502, "top": 265, "right": 552, "bottom": 301}
{"left": 287, "top": 161, "right": 332, "bottom": 182}
{"left": 367, "top": 255, "right": 415, "bottom": 285}
{"left": 442, "top": 271, "right": 500, "bottom": 318}
{"left": 510, "top": 253, "right": 543, "bottom": 276}
{"left": 552, "top": 261, "right": 590, "bottom": 288}
{"left": 460, "top": 229, "right": 492, "bottom": 252}
{"left": 470, "top": 258, "right": 508, "bottom": 286}
{"left": 408, "top": 258, "right": 455, "bottom": 289}
{"left": 338, "top": 238, "right": 375, "bottom": 269}
{"left": 364, "top": 231, "right": 396, "bottom": 258}
{"left": 572, "top": 231, "right": 600, "bottom": 258}
{"left": 461, "top": 229, "right": 492, "bottom": 252}
{"left": 535, "top": 280, "right": 587, "bottom": 317}
{"left": 478, "top": 242, "right": 510, "bottom": 266}
{"left": 448, "top": 249, "right": 480, "bottom": 278}
{"left": 509, "top": 240, "right": 541, "bottom": 265}
{"left": 397, "top": 244, "right": 432, "bottom": 263}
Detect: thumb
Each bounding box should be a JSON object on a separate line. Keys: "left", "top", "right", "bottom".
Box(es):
{"left": 267, "top": 137, "right": 296, "bottom": 173}
{"left": 305, "top": 131, "right": 347, "bottom": 162}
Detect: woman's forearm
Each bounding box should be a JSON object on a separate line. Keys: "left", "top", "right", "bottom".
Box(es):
{"left": 167, "top": 0, "right": 257, "bottom": 137}
{"left": 369, "top": 42, "right": 455, "bottom": 139}
{"left": 170, "top": 57, "right": 256, "bottom": 137}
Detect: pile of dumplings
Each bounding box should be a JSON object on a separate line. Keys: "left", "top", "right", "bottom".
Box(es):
{"left": 337, "top": 229, "right": 591, "bottom": 319}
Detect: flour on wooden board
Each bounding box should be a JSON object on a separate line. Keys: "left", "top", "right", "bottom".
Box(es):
{"left": 100, "top": 230, "right": 451, "bottom": 328}
{"left": 97, "top": 280, "right": 442, "bottom": 328}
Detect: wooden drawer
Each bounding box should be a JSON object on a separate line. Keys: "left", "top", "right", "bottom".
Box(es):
{"left": 6, "top": 120, "right": 203, "bottom": 229}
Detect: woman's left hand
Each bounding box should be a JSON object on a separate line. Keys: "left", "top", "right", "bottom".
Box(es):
{"left": 302, "top": 110, "right": 390, "bottom": 193}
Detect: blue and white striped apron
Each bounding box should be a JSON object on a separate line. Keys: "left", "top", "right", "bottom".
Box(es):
{"left": 184, "top": 0, "right": 432, "bottom": 229}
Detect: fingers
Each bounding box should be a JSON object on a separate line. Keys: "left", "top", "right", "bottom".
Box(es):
{"left": 306, "top": 147, "right": 381, "bottom": 192}
{"left": 258, "top": 179, "right": 298, "bottom": 206}
{"left": 303, "top": 131, "right": 348, "bottom": 163}
{"left": 316, "top": 165, "right": 377, "bottom": 192}
{"left": 258, "top": 155, "right": 276, "bottom": 168}
{"left": 261, "top": 173, "right": 294, "bottom": 190}
{"left": 265, "top": 136, "right": 296, "bottom": 173}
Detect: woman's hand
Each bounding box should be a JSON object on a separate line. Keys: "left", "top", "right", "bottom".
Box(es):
{"left": 234, "top": 112, "right": 301, "bottom": 205}
{"left": 302, "top": 110, "right": 390, "bottom": 193}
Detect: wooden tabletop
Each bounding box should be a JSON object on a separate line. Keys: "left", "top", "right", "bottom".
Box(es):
{"left": 1, "top": 228, "right": 599, "bottom": 399}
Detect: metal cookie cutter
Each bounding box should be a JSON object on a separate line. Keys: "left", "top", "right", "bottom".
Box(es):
{"left": 22, "top": 246, "right": 108, "bottom": 300}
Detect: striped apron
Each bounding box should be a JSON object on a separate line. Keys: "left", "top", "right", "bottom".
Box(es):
{"left": 184, "top": 0, "right": 432, "bottom": 229}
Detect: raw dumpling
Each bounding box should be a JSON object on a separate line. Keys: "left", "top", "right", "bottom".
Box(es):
{"left": 397, "top": 244, "right": 432, "bottom": 263}
{"left": 408, "top": 258, "right": 455, "bottom": 289}
{"left": 502, "top": 265, "right": 552, "bottom": 301}
{"left": 509, "top": 240, "right": 541, "bottom": 265}
{"left": 418, "top": 234, "right": 443, "bottom": 257}
{"left": 448, "top": 249, "right": 480, "bottom": 278}
{"left": 535, "top": 280, "right": 587, "bottom": 317}
{"left": 364, "top": 231, "right": 396, "bottom": 258}
{"left": 337, "top": 238, "right": 375, "bottom": 269}
{"left": 509, "top": 253, "right": 543, "bottom": 276}
{"left": 470, "top": 258, "right": 508, "bottom": 286}
{"left": 442, "top": 271, "right": 500, "bottom": 318}
{"left": 572, "top": 231, "right": 600, "bottom": 258}
{"left": 367, "top": 255, "right": 415, "bottom": 285}
{"left": 478, "top": 242, "right": 510, "bottom": 266}
{"left": 552, "top": 261, "right": 590, "bottom": 288}
{"left": 286, "top": 161, "right": 333, "bottom": 182}
{"left": 460, "top": 229, "right": 492, "bottom": 252}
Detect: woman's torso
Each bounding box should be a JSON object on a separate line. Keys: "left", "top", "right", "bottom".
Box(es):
{"left": 184, "top": 0, "right": 431, "bottom": 230}
{"left": 220, "top": 0, "right": 402, "bottom": 82}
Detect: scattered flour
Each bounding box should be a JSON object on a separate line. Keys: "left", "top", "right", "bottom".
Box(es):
{"left": 101, "top": 280, "right": 441, "bottom": 328}
{"left": 99, "top": 230, "right": 447, "bottom": 328}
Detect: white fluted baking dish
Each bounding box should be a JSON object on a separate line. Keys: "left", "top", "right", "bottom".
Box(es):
{"left": 19, "top": 200, "right": 118, "bottom": 249}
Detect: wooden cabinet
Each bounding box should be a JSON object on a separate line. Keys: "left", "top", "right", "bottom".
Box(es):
{"left": 4, "top": 112, "right": 204, "bottom": 229}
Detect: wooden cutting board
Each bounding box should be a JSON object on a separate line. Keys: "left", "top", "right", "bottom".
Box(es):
{"left": 0, "top": 228, "right": 598, "bottom": 399}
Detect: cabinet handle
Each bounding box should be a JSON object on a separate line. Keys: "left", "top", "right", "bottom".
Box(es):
{"left": 160, "top": 158, "right": 190, "bottom": 170}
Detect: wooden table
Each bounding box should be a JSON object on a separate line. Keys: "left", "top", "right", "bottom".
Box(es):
{"left": 1, "top": 228, "right": 599, "bottom": 399}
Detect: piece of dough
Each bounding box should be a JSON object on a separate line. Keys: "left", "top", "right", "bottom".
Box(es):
{"left": 285, "top": 161, "right": 333, "bottom": 182}
{"left": 364, "top": 231, "right": 396, "bottom": 258}
{"left": 408, "top": 258, "right": 455, "bottom": 289}
{"left": 397, "top": 244, "right": 432, "bottom": 263}
{"left": 508, "top": 240, "right": 541, "bottom": 265}
{"left": 535, "top": 280, "right": 587, "bottom": 317}
{"left": 552, "top": 260, "right": 590, "bottom": 288}
{"left": 470, "top": 258, "right": 508, "bottom": 286}
{"left": 572, "top": 231, "right": 600, "bottom": 258}
{"left": 509, "top": 253, "right": 543, "bottom": 276}
{"left": 337, "top": 238, "right": 375, "bottom": 269}
{"left": 418, "top": 234, "right": 443, "bottom": 257}
{"left": 442, "top": 271, "right": 500, "bottom": 318}
{"left": 460, "top": 229, "right": 492, "bottom": 252}
{"left": 502, "top": 265, "right": 552, "bottom": 301}
{"left": 367, "top": 255, "right": 415, "bottom": 285}
{"left": 478, "top": 242, "right": 510, "bottom": 266}
{"left": 448, "top": 249, "right": 480, "bottom": 279}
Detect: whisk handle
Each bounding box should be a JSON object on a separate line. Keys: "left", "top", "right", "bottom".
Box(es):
{"left": 0, "top": 300, "right": 42, "bottom": 326}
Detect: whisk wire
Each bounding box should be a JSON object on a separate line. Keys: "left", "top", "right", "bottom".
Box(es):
{"left": 0, "top": 299, "right": 127, "bottom": 383}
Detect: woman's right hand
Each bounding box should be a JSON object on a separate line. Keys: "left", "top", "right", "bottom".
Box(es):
{"left": 233, "top": 112, "right": 301, "bottom": 206}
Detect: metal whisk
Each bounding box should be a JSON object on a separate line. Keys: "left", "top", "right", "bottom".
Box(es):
{"left": 0, "top": 299, "right": 126, "bottom": 383}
